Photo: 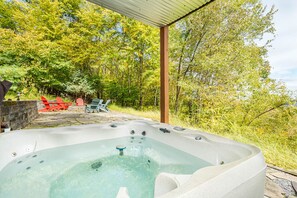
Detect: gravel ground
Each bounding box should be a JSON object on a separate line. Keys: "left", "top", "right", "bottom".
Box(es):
{"left": 273, "top": 178, "right": 295, "bottom": 197}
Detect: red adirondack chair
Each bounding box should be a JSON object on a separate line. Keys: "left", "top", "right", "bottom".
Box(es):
{"left": 56, "top": 97, "right": 72, "bottom": 110}
{"left": 39, "top": 96, "right": 62, "bottom": 112}
{"left": 76, "top": 98, "right": 84, "bottom": 106}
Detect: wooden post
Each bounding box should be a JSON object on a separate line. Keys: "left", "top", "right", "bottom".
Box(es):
{"left": 160, "top": 26, "right": 169, "bottom": 123}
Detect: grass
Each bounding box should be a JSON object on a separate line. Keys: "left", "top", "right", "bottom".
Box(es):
{"left": 110, "top": 104, "right": 195, "bottom": 129}
{"left": 110, "top": 104, "right": 297, "bottom": 170}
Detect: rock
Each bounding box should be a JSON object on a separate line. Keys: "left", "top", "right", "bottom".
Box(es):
{"left": 273, "top": 178, "right": 295, "bottom": 197}
{"left": 273, "top": 171, "right": 297, "bottom": 183}
{"left": 292, "top": 181, "right": 297, "bottom": 194}
{"left": 288, "top": 195, "right": 297, "bottom": 198}
{"left": 265, "top": 178, "right": 285, "bottom": 198}
{"left": 267, "top": 173, "right": 276, "bottom": 180}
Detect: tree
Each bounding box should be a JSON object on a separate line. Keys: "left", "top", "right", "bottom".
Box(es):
{"left": 169, "top": 0, "right": 281, "bottom": 126}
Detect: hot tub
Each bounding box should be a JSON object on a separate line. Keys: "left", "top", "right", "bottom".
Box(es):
{"left": 0, "top": 120, "right": 266, "bottom": 198}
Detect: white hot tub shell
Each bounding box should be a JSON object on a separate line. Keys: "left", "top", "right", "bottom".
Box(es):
{"left": 0, "top": 120, "right": 266, "bottom": 198}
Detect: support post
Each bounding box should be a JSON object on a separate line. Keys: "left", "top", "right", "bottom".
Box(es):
{"left": 160, "top": 26, "right": 169, "bottom": 123}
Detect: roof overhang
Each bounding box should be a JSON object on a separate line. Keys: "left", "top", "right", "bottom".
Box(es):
{"left": 88, "top": 0, "right": 214, "bottom": 27}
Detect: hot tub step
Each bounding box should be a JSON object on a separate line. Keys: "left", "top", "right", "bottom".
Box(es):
{"left": 116, "top": 187, "right": 130, "bottom": 198}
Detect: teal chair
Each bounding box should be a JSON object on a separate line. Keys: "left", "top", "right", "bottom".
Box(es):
{"left": 85, "top": 99, "right": 103, "bottom": 113}
{"left": 99, "top": 99, "right": 111, "bottom": 112}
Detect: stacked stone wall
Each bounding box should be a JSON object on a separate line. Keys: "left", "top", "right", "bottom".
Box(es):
{"left": 0, "top": 101, "right": 38, "bottom": 131}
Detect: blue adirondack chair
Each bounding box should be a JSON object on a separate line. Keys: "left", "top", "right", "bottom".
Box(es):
{"left": 99, "top": 99, "right": 111, "bottom": 112}
{"left": 85, "top": 99, "right": 103, "bottom": 113}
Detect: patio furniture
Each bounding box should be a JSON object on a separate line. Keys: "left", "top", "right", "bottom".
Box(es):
{"left": 76, "top": 98, "right": 84, "bottom": 106}
{"left": 99, "top": 99, "right": 111, "bottom": 112}
{"left": 56, "top": 97, "right": 72, "bottom": 110}
{"left": 39, "top": 96, "right": 62, "bottom": 112}
{"left": 85, "top": 99, "right": 103, "bottom": 113}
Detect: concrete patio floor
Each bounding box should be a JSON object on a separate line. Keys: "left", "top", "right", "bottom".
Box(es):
{"left": 24, "top": 106, "right": 297, "bottom": 198}
{"left": 25, "top": 106, "right": 149, "bottom": 129}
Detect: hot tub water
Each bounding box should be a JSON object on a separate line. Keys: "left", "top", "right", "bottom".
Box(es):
{"left": 0, "top": 136, "right": 211, "bottom": 198}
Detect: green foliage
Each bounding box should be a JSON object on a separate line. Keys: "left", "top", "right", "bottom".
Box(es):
{"left": 169, "top": 0, "right": 295, "bottom": 142}
{"left": 65, "top": 71, "right": 100, "bottom": 98}
{"left": 0, "top": 0, "right": 17, "bottom": 29}
{"left": 0, "top": 66, "right": 27, "bottom": 93}
{"left": 111, "top": 104, "right": 297, "bottom": 169}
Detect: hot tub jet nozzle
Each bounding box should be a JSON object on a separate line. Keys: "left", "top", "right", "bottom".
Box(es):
{"left": 116, "top": 145, "right": 126, "bottom": 156}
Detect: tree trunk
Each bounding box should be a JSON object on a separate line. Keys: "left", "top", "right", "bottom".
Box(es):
{"left": 174, "top": 28, "right": 194, "bottom": 113}
{"left": 154, "top": 88, "right": 158, "bottom": 107}
{"left": 138, "top": 50, "right": 144, "bottom": 109}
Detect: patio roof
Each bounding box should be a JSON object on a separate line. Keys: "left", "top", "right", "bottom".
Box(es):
{"left": 88, "top": 0, "right": 214, "bottom": 27}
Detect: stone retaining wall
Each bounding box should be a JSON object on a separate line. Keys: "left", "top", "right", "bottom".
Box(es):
{"left": 0, "top": 101, "right": 38, "bottom": 131}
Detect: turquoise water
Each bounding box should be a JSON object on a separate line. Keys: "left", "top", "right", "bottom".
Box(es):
{"left": 0, "top": 136, "right": 211, "bottom": 198}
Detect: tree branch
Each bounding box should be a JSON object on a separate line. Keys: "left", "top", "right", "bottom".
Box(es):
{"left": 247, "top": 103, "right": 286, "bottom": 126}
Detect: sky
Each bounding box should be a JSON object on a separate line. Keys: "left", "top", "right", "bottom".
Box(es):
{"left": 261, "top": 0, "right": 297, "bottom": 93}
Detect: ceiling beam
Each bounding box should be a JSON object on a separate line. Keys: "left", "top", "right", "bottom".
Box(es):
{"left": 167, "top": 0, "right": 215, "bottom": 26}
